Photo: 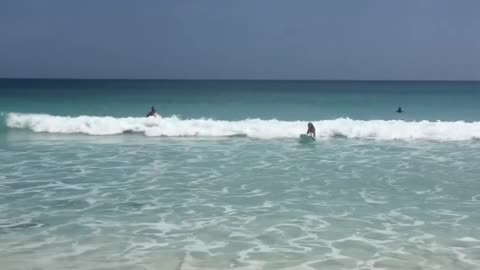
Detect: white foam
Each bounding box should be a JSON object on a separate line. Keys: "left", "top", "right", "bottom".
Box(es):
{"left": 457, "top": 237, "right": 480, "bottom": 242}
{"left": 6, "top": 112, "right": 480, "bottom": 141}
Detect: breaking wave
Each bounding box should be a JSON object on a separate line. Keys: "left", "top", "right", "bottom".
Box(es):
{"left": 5, "top": 113, "right": 480, "bottom": 141}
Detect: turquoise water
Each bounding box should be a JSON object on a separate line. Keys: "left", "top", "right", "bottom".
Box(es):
{"left": 2, "top": 79, "right": 480, "bottom": 121}
{"left": 1, "top": 80, "right": 480, "bottom": 269}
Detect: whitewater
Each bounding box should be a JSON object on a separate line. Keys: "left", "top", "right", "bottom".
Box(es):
{"left": 6, "top": 112, "right": 480, "bottom": 141}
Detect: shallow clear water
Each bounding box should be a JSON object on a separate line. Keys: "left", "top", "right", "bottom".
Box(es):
{"left": 1, "top": 80, "right": 480, "bottom": 269}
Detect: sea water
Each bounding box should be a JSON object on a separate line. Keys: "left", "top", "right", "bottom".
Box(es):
{"left": 1, "top": 80, "right": 480, "bottom": 270}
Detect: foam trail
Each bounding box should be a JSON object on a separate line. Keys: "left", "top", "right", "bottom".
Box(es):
{"left": 6, "top": 113, "right": 480, "bottom": 141}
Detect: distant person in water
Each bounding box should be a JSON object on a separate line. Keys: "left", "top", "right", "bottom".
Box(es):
{"left": 396, "top": 107, "right": 403, "bottom": 113}
{"left": 146, "top": 106, "right": 158, "bottom": 117}
{"left": 307, "top": 122, "right": 316, "bottom": 138}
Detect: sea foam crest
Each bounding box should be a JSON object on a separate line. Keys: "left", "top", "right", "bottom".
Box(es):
{"left": 5, "top": 113, "right": 480, "bottom": 141}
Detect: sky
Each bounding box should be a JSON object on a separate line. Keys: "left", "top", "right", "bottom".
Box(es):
{"left": 1, "top": 0, "right": 479, "bottom": 80}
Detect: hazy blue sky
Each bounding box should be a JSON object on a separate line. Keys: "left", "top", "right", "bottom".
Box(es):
{"left": 1, "top": 0, "right": 479, "bottom": 80}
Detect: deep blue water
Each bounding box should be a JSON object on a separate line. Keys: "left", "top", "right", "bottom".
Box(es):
{"left": 1, "top": 79, "right": 480, "bottom": 121}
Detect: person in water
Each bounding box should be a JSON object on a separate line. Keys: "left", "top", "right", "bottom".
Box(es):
{"left": 146, "top": 106, "right": 157, "bottom": 117}
{"left": 307, "top": 122, "right": 316, "bottom": 138}
{"left": 396, "top": 107, "right": 403, "bottom": 113}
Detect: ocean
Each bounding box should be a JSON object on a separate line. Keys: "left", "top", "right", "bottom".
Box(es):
{"left": 1, "top": 79, "right": 480, "bottom": 270}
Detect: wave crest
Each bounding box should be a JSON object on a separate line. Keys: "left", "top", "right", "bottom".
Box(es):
{"left": 5, "top": 113, "right": 480, "bottom": 141}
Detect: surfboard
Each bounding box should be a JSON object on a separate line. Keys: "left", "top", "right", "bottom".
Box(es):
{"left": 299, "top": 134, "right": 315, "bottom": 143}
{"left": 147, "top": 113, "right": 159, "bottom": 118}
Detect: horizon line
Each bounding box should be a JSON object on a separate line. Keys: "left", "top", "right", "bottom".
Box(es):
{"left": 1, "top": 77, "right": 480, "bottom": 83}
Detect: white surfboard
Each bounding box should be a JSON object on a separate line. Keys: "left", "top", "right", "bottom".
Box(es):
{"left": 299, "top": 134, "right": 315, "bottom": 143}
